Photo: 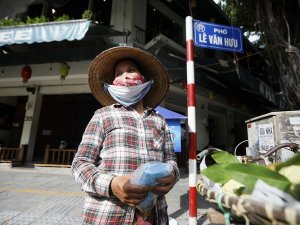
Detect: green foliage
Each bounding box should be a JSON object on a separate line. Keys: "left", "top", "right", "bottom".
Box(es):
{"left": 275, "top": 152, "right": 300, "bottom": 171}
{"left": 54, "top": 14, "right": 70, "bottom": 22}
{"left": 218, "top": 0, "right": 256, "bottom": 31}
{"left": 0, "top": 14, "right": 71, "bottom": 28}
{"left": 82, "top": 10, "right": 92, "bottom": 20}
{"left": 211, "top": 151, "right": 240, "bottom": 164}
{"left": 217, "top": 0, "right": 264, "bottom": 47}
{"left": 0, "top": 18, "right": 24, "bottom": 27}
{"left": 26, "top": 15, "right": 47, "bottom": 24}
{"left": 203, "top": 162, "right": 291, "bottom": 195}
{"left": 202, "top": 164, "right": 231, "bottom": 184}
{"left": 202, "top": 151, "right": 300, "bottom": 200}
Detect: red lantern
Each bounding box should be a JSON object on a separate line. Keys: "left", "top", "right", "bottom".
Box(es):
{"left": 21, "top": 65, "right": 32, "bottom": 83}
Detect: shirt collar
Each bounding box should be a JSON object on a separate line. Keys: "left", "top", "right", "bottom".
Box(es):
{"left": 112, "top": 103, "right": 153, "bottom": 114}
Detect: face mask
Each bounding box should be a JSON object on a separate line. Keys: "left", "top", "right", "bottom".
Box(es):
{"left": 104, "top": 80, "right": 153, "bottom": 107}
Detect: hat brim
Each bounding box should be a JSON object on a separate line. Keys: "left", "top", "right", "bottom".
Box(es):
{"left": 88, "top": 46, "right": 170, "bottom": 108}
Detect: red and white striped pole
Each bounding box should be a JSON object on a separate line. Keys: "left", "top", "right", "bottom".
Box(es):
{"left": 186, "top": 16, "right": 197, "bottom": 225}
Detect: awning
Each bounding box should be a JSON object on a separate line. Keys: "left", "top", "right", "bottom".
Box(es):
{"left": 0, "top": 20, "right": 127, "bottom": 66}
{"left": 0, "top": 19, "right": 90, "bottom": 46}
{"left": 155, "top": 106, "right": 187, "bottom": 120}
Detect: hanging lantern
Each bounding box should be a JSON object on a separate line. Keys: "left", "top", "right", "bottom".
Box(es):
{"left": 59, "top": 62, "right": 69, "bottom": 80}
{"left": 21, "top": 65, "right": 32, "bottom": 83}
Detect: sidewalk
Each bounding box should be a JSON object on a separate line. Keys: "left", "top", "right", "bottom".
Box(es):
{"left": 0, "top": 164, "right": 217, "bottom": 225}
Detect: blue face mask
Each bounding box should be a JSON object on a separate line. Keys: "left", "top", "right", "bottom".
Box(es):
{"left": 104, "top": 80, "right": 153, "bottom": 107}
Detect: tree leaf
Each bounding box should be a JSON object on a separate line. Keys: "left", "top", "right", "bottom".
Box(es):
{"left": 275, "top": 152, "right": 300, "bottom": 171}
{"left": 211, "top": 151, "right": 240, "bottom": 164}
{"left": 279, "top": 165, "right": 300, "bottom": 184}
{"left": 202, "top": 164, "right": 231, "bottom": 184}
{"left": 223, "top": 163, "right": 291, "bottom": 194}
{"left": 202, "top": 163, "right": 292, "bottom": 196}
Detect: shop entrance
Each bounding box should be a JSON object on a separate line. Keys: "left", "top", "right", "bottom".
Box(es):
{"left": 34, "top": 94, "right": 99, "bottom": 162}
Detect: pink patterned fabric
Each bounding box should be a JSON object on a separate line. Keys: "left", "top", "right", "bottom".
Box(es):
{"left": 113, "top": 73, "right": 145, "bottom": 86}
{"left": 134, "top": 209, "right": 155, "bottom": 225}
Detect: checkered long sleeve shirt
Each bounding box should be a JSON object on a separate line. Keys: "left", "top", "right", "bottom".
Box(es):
{"left": 71, "top": 104, "right": 180, "bottom": 225}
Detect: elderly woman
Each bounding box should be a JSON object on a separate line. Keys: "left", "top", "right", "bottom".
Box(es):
{"left": 71, "top": 46, "right": 179, "bottom": 225}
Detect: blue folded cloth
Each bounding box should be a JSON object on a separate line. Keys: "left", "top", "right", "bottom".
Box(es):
{"left": 130, "top": 161, "right": 173, "bottom": 212}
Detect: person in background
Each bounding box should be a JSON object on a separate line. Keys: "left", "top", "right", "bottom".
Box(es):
{"left": 71, "top": 46, "right": 180, "bottom": 225}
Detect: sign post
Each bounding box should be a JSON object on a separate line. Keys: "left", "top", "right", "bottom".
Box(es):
{"left": 185, "top": 16, "right": 244, "bottom": 224}
{"left": 185, "top": 16, "right": 197, "bottom": 225}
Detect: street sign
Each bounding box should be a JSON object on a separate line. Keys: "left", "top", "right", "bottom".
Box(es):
{"left": 193, "top": 20, "right": 244, "bottom": 53}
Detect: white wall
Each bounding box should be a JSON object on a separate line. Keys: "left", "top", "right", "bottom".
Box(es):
{"left": 0, "top": 61, "right": 91, "bottom": 94}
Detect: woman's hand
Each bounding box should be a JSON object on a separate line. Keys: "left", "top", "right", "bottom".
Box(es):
{"left": 110, "top": 175, "right": 152, "bottom": 206}
{"left": 152, "top": 171, "right": 177, "bottom": 196}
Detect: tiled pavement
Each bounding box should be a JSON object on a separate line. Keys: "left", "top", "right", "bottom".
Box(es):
{"left": 0, "top": 164, "right": 218, "bottom": 225}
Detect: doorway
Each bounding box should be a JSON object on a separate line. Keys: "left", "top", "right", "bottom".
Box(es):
{"left": 34, "top": 94, "right": 100, "bottom": 161}
{"left": 208, "top": 103, "right": 228, "bottom": 150}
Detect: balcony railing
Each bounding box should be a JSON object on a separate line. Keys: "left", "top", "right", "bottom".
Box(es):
{"left": 43, "top": 145, "right": 77, "bottom": 167}
{"left": 0, "top": 145, "right": 26, "bottom": 164}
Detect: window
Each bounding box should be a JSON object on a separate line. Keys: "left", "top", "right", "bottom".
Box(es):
{"left": 146, "top": 4, "right": 183, "bottom": 44}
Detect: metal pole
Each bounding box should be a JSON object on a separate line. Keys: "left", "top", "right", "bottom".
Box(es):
{"left": 185, "top": 16, "right": 197, "bottom": 225}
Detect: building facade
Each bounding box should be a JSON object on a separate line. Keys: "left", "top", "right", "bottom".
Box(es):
{"left": 0, "top": 0, "right": 279, "bottom": 166}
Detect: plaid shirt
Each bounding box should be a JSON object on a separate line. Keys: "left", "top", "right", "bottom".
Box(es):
{"left": 72, "top": 104, "right": 180, "bottom": 225}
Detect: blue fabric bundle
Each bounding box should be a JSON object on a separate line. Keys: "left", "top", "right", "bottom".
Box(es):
{"left": 130, "top": 161, "right": 173, "bottom": 212}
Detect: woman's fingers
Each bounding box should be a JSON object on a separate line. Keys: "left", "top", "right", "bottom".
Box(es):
{"left": 111, "top": 175, "right": 152, "bottom": 206}
{"left": 152, "top": 171, "right": 177, "bottom": 196}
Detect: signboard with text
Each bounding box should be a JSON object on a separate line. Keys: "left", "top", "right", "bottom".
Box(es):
{"left": 193, "top": 20, "right": 244, "bottom": 53}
